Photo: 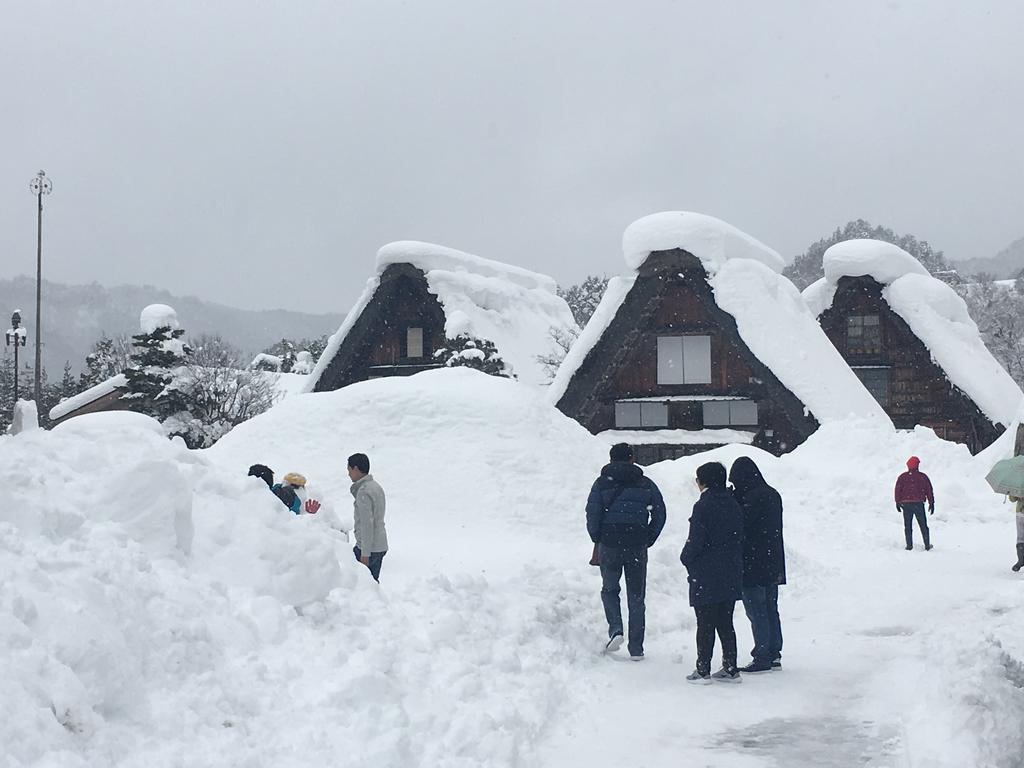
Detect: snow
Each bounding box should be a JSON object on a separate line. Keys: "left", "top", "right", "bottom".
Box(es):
{"left": 49, "top": 373, "right": 128, "bottom": 421}
{"left": 11, "top": 400, "right": 39, "bottom": 434}
{"left": 4, "top": 370, "right": 1024, "bottom": 767}
{"left": 804, "top": 239, "right": 1024, "bottom": 427}
{"left": 249, "top": 352, "right": 282, "bottom": 371}
{"left": 308, "top": 241, "right": 578, "bottom": 390}
{"left": 597, "top": 427, "right": 754, "bottom": 445}
{"left": 139, "top": 304, "right": 180, "bottom": 334}
{"left": 622, "top": 211, "right": 785, "bottom": 274}
{"left": 553, "top": 217, "right": 890, "bottom": 427}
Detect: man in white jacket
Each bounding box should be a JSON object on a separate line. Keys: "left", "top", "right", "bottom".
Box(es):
{"left": 348, "top": 453, "right": 388, "bottom": 582}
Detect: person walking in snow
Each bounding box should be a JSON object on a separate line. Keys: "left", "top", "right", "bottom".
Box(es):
{"left": 729, "top": 457, "right": 785, "bottom": 674}
{"left": 1009, "top": 495, "right": 1024, "bottom": 572}
{"left": 348, "top": 453, "right": 388, "bottom": 582}
{"left": 681, "top": 462, "right": 744, "bottom": 684}
{"left": 586, "top": 442, "right": 667, "bottom": 661}
{"left": 895, "top": 456, "right": 934, "bottom": 551}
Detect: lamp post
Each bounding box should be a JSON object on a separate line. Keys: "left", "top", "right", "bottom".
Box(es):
{"left": 5, "top": 310, "right": 28, "bottom": 403}
{"left": 29, "top": 170, "right": 52, "bottom": 404}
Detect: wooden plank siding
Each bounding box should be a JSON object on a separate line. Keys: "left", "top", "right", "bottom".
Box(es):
{"left": 556, "top": 249, "right": 819, "bottom": 461}
{"left": 817, "top": 275, "right": 1002, "bottom": 453}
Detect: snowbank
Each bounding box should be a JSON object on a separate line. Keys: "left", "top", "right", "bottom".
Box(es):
{"left": 554, "top": 214, "right": 890, "bottom": 426}
{"left": 622, "top": 211, "right": 785, "bottom": 273}
{"left": 308, "top": 242, "right": 578, "bottom": 390}
{"left": 804, "top": 239, "right": 1024, "bottom": 427}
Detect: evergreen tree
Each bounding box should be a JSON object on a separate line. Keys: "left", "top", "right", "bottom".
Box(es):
{"left": 433, "top": 335, "right": 513, "bottom": 378}
{"left": 122, "top": 323, "right": 190, "bottom": 419}
{"left": 0, "top": 352, "right": 14, "bottom": 433}
{"left": 558, "top": 275, "right": 608, "bottom": 327}
{"left": 81, "top": 336, "right": 123, "bottom": 388}
{"left": 785, "top": 220, "right": 949, "bottom": 290}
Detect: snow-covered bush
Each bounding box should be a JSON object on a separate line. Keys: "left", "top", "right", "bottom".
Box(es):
{"left": 433, "top": 334, "right": 513, "bottom": 378}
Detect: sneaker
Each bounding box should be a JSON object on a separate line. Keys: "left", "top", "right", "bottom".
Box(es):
{"left": 711, "top": 666, "right": 742, "bottom": 683}
{"left": 604, "top": 633, "right": 624, "bottom": 653}
{"left": 924, "top": 544, "right": 933, "bottom": 551}
{"left": 739, "top": 661, "right": 773, "bottom": 674}
{"left": 770, "top": 659, "right": 782, "bottom": 670}
{"left": 686, "top": 669, "right": 712, "bottom": 685}
{"left": 629, "top": 654, "right": 645, "bottom": 662}
{"left": 905, "top": 544, "right": 913, "bottom": 551}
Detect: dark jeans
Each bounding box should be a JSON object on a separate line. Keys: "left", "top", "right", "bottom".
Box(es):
{"left": 901, "top": 502, "right": 930, "bottom": 548}
{"left": 694, "top": 600, "right": 737, "bottom": 674}
{"left": 741, "top": 584, "right": 783, "bottom": 664}
{"left": 353, "top": 546, "right": 386, "bottom": 582}
{"left": 598, "top": 544, "right": 647, "bottom": 656}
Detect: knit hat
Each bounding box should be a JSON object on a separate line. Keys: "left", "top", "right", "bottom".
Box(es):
{"left": 283, "top": 472, "right": 307, "bottom": 487}
{"left": 906, "top": 456, "right": 921, "bottom": 470}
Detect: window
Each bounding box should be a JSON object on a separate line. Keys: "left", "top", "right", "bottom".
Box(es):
{"left": 853, "top": 368, "right": 891, "bottom": 407}
{"left": 615, "top": 401, "right": 669, "bottom": 428}
{"left": 406, "top": 327, "right": 424, "bottom": 358}
{"left": 702, "top": 400, "right": 758, "bottom": 427}
{"left": 657, "top": 335, "right": 712, "bottom": 385}
{"left": 847, "top": 315, "right": 882, "bottom": 354}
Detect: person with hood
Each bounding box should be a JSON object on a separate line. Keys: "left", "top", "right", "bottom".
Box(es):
{"left": 348, "top": 453, "right": 388, "bottom": 582}
{"left": 729, "top": 457, "right": 786, "bottom": 674}
{"left": 895, "top": 456, "right": 934, "bottom": 551}
{"left": 681, "top": 461, "right": 744, "bottom": 684}
{"left": 586, "top": 442, "right": 667, "bottom": 660}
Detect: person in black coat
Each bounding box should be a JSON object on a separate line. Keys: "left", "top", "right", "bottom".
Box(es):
{"left": 680, "top": 461, "right": 744, "bottom": 683}
{"left": 730, "top": 456, "right": 786, "bottom": 673}
{"left": 586, "top": 443, "right": 667, "bottom": 660}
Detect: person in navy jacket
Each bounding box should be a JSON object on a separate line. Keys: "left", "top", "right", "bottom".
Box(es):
{"left": 586, "top": 443, "right": 667, "bottom": 660}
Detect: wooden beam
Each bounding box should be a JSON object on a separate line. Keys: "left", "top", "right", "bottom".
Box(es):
{"left": 1015, "top": 422, "right": 1024, "bottom": 457}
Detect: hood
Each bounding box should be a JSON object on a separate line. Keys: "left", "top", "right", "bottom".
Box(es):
{"left": 600, "top": 461, "right": 645, "bottom": 486}
{"left": 729, "top": 456, "right": 766, "bottom": 498}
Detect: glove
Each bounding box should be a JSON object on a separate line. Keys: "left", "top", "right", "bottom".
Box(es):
{"left": 304, "top": 499, "right": 321, "bottom": 514}
{"left": 895, "top": 504, "right": 901, "bottom": 513}
{"left": 589, "top": 543, "right": 600, "bottom": 567}
{"left": 929, "top": 506, "right": 934, "bottom": 515}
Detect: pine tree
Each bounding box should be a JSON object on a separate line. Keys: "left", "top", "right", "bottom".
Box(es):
{"left": 122, "top": 323, "right": 189, "bottom": 419}
{"left": 0, "top": 352, "right": 14, "bottom": 433}
{"left": 81, "top": 336, "right": 121, "bottom": 388}
{"left": 433, "top": 335, "right": 513, "bottom": 378}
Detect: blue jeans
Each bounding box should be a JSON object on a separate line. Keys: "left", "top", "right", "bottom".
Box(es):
{"left": 598, "top": 544, "right": 647, "bottom": 656}
{"left": 353, "top": 546, "right": 386, "bottom": 582}
{"left": 741, "top": 584, "right": 783, "bottom": 664}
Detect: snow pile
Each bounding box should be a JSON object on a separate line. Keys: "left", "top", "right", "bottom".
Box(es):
{"left": 11, "top": 399, "right": 39, "bottom": 434}
{"left": 553, "top": 214, "right": 890, "bottom": 426}
{"left": 139, "top": 303, "right": 186, "bottom": 357}
{"left": 622, "top": 211, "right": 785, "bottom": 273}
{"left": 804, "top": 239, "right": 1024, "bottom": 427}
{"left": 308, "top": 241, "right": 578, "bottom": 390}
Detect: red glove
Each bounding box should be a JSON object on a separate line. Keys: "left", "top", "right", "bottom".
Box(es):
{"left": 304, "top": 499, "right": 321, "bottom": 514}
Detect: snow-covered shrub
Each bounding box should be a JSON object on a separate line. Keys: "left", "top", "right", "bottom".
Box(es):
{"left": 433, "top": 334, "right": 513, "bottom": 378}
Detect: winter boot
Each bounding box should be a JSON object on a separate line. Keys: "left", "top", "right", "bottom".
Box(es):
{"left": 1013, "top": 544, "right": 1024, "bottom": 573}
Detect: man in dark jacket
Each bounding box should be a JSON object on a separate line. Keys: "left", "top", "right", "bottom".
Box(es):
{"left": 895, "top": 456, "right": 934, "bottom": 551}
{"left": 681, "top": 461, "right": 744, "bottom": 684}
{"left": 730, "top": 457, "right": 786, "bottom": 674}
{"left": 586, "top": 443, "right": 667, "bottom": 660}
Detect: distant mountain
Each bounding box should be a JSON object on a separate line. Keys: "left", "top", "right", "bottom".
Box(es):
{"left": 0, "top": 276, "right": 345, "bottom": 374}
{"left": 953, "top": 238, "right": 1024, "bottom": 280}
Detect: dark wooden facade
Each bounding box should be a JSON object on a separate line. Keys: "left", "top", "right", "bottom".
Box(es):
{"left": 49, "top": 385, "right": 131, "bottom": 427}
{"left": 817, "top": 275, "right": 1002, "bottom": 453}
{"left": 313, "top": 263, "right": 448, "bottom": 392}
{"left": 557, "top": 249, "right": 819, "bottom": 464}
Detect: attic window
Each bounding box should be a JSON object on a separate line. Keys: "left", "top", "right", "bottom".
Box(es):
{"left": 406, "top": 327, "right": 424, "bottom": 358}
{"left": 702, "top": 400, "right": 758, "bottom": 427}
{"left": 615, "top": 401, "right": 668, "bottom": 428}
{"left": 853, "top": 367, "right": 890, "bottom": 407}
{"left": 657, "top": 336, "right": 712, "bottom": 385}
{"left": 847, "top": 315, "right": 882, "bottom": 354}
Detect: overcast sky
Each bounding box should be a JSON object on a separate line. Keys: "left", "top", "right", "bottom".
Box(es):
{"left": 1, "top": 0, "right": 1022, "bottom": 313}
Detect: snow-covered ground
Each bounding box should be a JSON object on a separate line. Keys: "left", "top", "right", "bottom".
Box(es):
{"left": 3, "top": 370, "right": 1023, "bottom": 767}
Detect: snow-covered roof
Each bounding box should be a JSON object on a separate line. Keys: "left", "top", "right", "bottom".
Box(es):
{"left": 622, "top": 211, "right": 785, "bottom": 274}
{"left": 551, "top": 214, "right": 891, "bottom": 426}
{"left": 49, "top": 373, "right": 128, "bottom": 421}
{"left": 803, "top": 239, "right": 1024, "bottom": 426}
{"left": 307, "top": 241, "right": 578, "bottom": 389}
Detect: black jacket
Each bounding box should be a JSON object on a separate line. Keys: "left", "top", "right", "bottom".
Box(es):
{"left": 679, "top": 486, "right": 743, "bottom": 607}
{"left": 586, "top": 461, "right": 667, "bottom": 549}
{"left": 730, "top": 457, "right": 786, "bottom": 588}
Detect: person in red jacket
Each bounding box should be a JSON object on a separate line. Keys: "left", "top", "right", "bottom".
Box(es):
{"left": 894, "top": 456, "right": 934, "bottom": 551}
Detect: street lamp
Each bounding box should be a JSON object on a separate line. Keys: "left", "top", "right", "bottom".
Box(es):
{"left": 5, "top": 310, "right": 28, "bottom": 403}
{"left": 29, "top": 169, "right": 52, "bottom": 404}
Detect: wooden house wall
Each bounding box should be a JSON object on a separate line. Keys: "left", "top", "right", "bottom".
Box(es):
{"left": 49, "top": 387, "right": 131, "bottom": 427}
{"left": 818, "top": 275, "right": 1001, "bottom": 452}
{"left": 314, "top": 264, "right": 447, "bottom": 391}
{"left": 557, "top": 250, "right": 818, "bottom": 457}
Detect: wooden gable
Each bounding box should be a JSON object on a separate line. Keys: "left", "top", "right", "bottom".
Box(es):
{"left": 556, "top": 249, "right": 819, "bottom": 460}
{"left": 314, "top": 263, "right": 448, "bottom": 392}
{"left": 817, "top": 275, "right": 1001, "bottom": 453}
